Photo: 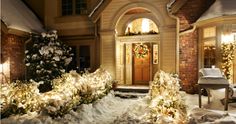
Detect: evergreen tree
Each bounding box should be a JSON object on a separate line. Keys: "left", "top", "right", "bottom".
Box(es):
{"left": 25, "top": 30, "right": 73, "bottom": 92}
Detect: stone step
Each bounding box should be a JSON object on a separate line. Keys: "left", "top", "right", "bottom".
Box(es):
{"left": 113, "top": 85, "right": 149, "bottom": 98}
{"left": 114, "top": 91, "right": 148, "bottom": 99}
{"left": 114, "top": 85, "right": 149, "bottom": 93}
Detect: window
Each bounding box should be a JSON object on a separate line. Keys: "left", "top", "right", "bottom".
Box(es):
{"left": 233, "top": 24, "right": 236, "bottom": 41}
{"left": 79, "top": 46, "right": 90, "bottom": 71}
{"left": 62, "top": 0, "right": 73, "bottom": 16}
{"left": 67, "top": 46, "right": 77, "bottom": 71}
{"left": 202, "top": 26, "right": 216, "bottom": 68}
{"left": 204, "top": 40, "right": 216, "bottom": 68}
{"left": 203, "top": 27, "right": 216, "bottom": 38}
{"left": 125, "top": 18, "right": 159, "bottom": 35}
{"left": 61, "top": 0, "right": 87, "bottom": 16}
{"left": 75, "top": 0, "right": 87, "bottom": 15}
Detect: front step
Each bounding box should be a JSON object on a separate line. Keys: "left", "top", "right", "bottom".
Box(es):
{"left": 114, "top": 85, "right": 149, "bottom": 93}
{"left": 114, "top": 85, "right": 149, "bottom": 98}
{"left": 114, "top": 91, "right": 148, "bottom": 98}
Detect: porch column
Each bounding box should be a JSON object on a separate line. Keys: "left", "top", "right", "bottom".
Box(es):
{"left": 159, "top": 26, "right": 177, "bottom": 73}
{"left": 100, "top": 30, "right": 116, "bottom": 78}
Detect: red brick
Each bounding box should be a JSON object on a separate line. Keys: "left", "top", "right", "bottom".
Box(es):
{"left": 1, "top": 31, "right": 26, "bottom": 82}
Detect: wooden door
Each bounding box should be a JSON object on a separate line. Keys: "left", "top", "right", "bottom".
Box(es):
{"left": 133, "top": 43, "right": 150, "bottom": 85}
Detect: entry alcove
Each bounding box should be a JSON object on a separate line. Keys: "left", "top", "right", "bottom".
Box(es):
{"left": 115, "top": 34, "right": 160, "bottom": 86}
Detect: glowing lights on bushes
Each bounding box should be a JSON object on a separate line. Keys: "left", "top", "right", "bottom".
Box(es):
{"left": 0, "top": 68, "right": 113, "bottom": 117}
{"left": 147, "top": 71, "right": 187, "bottom": 123}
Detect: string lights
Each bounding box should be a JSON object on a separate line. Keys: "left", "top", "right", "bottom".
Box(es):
{"left": 146, "top": 71, "right": 187, "bottom": 123}
{"left": 0, "top": 68, "right": 113, "bottom": 118}
{"left": 221, "top": 33, "right": 236, "bottom": 83}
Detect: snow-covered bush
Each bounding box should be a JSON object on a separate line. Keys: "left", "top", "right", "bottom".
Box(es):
{"left": 25, "top": 30, "right": 73, "bottom": 92}
{"left": 147, "top": 71, "right": 187, "bottom": 123}
{"left": 0, "top": 68, "right": 113, "bottom": 118}
{"left": 0, "top": 80, "right": 42, "bottom": 118}
{"left": 45, "top": 68, "right": 113, "bottom": 117}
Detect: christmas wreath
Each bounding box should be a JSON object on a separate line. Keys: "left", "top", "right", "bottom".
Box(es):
{"left": 133, "top": 43, "right": 149, "bottom": 58}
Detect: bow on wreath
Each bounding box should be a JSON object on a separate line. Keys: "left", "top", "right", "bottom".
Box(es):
{"left": 133, "top": 43, "right": 149, "bottom": 58}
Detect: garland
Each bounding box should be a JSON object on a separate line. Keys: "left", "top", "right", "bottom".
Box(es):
{"left": 133, "top": 44, "right": 149, "bottom": 58}
{"left": 221, "top": 42, "right": 236, "bottom": 82}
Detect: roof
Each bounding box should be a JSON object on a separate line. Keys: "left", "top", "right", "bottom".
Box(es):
{"left": 197, "top": 0, "right": 236, "bottom": 22}
{"left": 1, "top": 0, "right": 44, "bottom": 33}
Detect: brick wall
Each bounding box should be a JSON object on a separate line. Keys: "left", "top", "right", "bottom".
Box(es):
{"left": 179, "top": 31, "right": 198, "bottom": 93}
{"left": 1, "top": 31, "right": 26, "bottom": 82}
{"left": 175, "top": 0, "right": 214, "bottom": 93}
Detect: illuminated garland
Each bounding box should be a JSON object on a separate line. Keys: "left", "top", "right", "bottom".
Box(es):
{"left": 221, "top": 42, "right": 236, "bottom": 82}
{"left": 0, "top": 68, "right": 113, "bottom": 118}
{"left": 133, "top": 44, "right": 149, "bottom": 58}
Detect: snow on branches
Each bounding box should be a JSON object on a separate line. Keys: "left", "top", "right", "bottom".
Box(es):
{"left": 25, "top": 30, "right": 73, "bottom": 92}
{"left": 147, "top": 71, "right": 187, "bottom": 123}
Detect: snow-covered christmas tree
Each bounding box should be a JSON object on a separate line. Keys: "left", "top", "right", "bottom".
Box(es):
{"left": 25, "top": 30, "right": 73, "bottom": 92}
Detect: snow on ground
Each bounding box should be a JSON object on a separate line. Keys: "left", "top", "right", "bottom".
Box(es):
{"left": 1, "top": 92, "right": 141, "bottom": 124}
{"left": 1, "top": 90, "right": 236, "bottom": 124}
{"left": 184, "top": 89, "right": 236, "bottom": 124}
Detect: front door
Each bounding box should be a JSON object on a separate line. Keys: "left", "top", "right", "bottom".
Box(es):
{"left": 133, "top": 43, "right": 150, "bottom": 85}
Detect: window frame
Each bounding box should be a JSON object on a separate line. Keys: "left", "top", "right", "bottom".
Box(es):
{"left": 60, "top": 0, "right": 87, "bottom": 16}
{"left": 200, "top": 26, "right": 217, "bottom": 68}
{"left": 61, "top": 0, "right": 73, "bottom": 16}
{"left": 75, "top": 0, "right": 87, "bottom": 15}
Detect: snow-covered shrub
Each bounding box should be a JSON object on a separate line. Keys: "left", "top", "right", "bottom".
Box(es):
{"left": 25, "top": 30, "right": 73, "bottom": 92}
{"left": 0, "top": 80, "right": 42, "bottom": 118}
{"left": 44, "top": 68, "right": 113, "bottom": 117}
{"left": 0, "top": 68, "right": 113, "bottom": 118}
{"left": 147, "top": 71, "right": 187, "bottom": 123}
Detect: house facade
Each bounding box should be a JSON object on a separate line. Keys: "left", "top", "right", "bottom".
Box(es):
{"left": 24, "top": 0, "right": 178, "bottom": 85}
{"left": 1, "top": 0, "right": 236, "bottom": 93}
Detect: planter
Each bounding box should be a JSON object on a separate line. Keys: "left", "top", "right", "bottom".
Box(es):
{"left": 112, "top": 80, "right": 118, "bottom": 90}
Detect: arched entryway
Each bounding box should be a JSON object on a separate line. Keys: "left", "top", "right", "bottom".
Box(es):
{"left": 116, "top": 16, "right": 160, "bottom": 85}
{"left": 99, "top": 1, "right": 178, "bottom": 86}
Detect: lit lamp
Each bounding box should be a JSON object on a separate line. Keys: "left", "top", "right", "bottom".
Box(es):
{"left": 0, "top": 53, "right": 4, "bottom": 83}
{"left": 141, "top": 18, "right": 150, "bottom": 33}
{"left": 222, "top": 33, "right": 234, "bottom": 44}
{"left": 221, "top": 33, "right": 235, "bottom": 83}
{"left": 0, "top": 53, "right": 8, "bottom": 83}
{"left": 0, "top": 53, "right": 3, "bottom": 73}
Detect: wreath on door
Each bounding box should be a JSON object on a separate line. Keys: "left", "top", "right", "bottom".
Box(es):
{"left": 133, "top": 43, "right": 149, "bottom": 58}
